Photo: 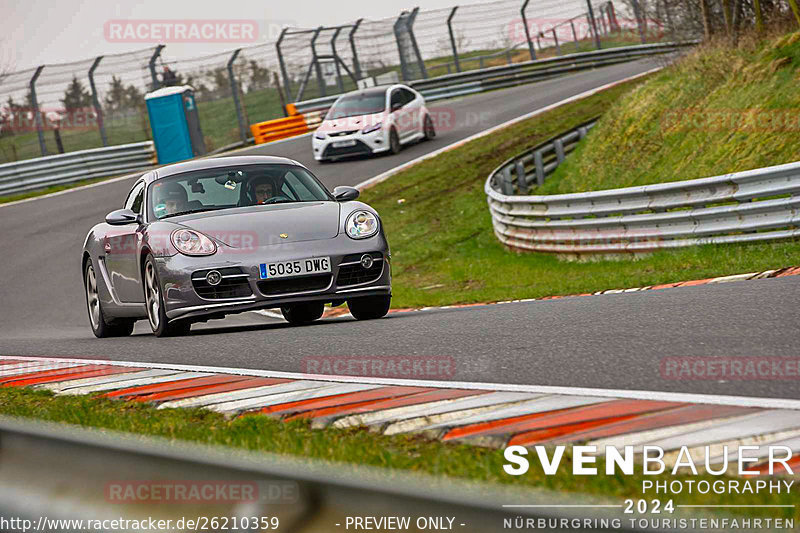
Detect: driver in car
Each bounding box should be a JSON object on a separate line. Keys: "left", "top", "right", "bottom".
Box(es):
{"left": 250, "top": 176, "right": 278, "bottom": 205}
{"left": 153, "top": 182, "right": 189, "bottom": 218}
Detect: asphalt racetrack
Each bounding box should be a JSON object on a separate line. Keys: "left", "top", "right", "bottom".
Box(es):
{"left": 2, "top": 57, "right": 798, "bottom": 400}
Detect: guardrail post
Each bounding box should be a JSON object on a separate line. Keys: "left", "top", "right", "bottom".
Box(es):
{"left": 29, "top": 66, "right": 47, "bottom": 157}
{"left": 554, "top": 138, "right": 566, "bottom": 163}
{"left": 534, "top": 151, "right": 545, "bottom": 185}
{"left": 276, "top": 28, "right": 293, "bottom": 103}
{"left": 578, "top": 126, "right": 588, "bottom": 139}
{"left": 520, "top": 0, "right": 537, "bottom": 61}
{"left": 501, "top": 165, "right": 515, "bottom": 195}
{"left": 88, "top": 56, "right": 108, "bottom": 147}
{"left": 515, "top": 159, "right": 528, "bottom": 193}
{"left": 349, "top": 19, "right": 363, "bottom": 80}
{"left": 227, "top": 49, "right": 248, "bottom": 143}
{"left": 148, "top": 45, "right": 165, "bottom": 91}
{"left": 585, "top": 0, "right": 602, "bottom": 49}
{"left": 310, "top": 27, "right": 326, "bottom": 97}
{"left": 407, "top": 8, "right": 428, "bottom": 79}
{"left": 447, "top": 6, "right": 462, "bottom": 73}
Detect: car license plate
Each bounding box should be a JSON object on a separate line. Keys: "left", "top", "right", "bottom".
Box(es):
{"left": 259, "top": 257, "right": 331, "bottom": 279}
{"left": 332, "top": 139, "right": 356, "bottom": 148}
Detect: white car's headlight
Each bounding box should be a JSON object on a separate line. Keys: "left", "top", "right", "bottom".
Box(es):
{"left": 362, "top": 122, "right": 382, "bottom": 134}
{"left": 314, "top": 132, "right": 326, "bottom": 140}
{"left": 171, "top": 229, "right": 217, "bottom": 256}
{"left": 345, "top": 210, "right": 379, "bottom": 239}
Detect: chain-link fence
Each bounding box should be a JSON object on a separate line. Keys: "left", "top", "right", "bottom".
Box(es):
{"left": 8, "top": 0, "right": 774, "bottom": 164}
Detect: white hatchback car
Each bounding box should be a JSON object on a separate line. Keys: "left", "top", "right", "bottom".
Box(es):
{"left": 312, "top": 84, "right": 435, "bottom": 162}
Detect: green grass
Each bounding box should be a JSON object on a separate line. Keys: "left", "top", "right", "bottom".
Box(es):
{"left": 539, "top": 32, "right": 800, "bottom": 194}
{"left": 358, "top": 37, "right": 800, "bottom": 309}
{"left": 0, "top": 387, "right": 794, "bottom": 519}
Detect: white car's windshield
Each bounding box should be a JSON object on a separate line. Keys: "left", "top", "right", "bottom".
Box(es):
{"left": 148, "top": 164, "right": 332, "bottom": 220}
{"left": 326, "top": 91, "right": 386, "bottom": 120}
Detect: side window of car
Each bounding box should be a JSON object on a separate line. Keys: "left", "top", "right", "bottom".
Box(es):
{"left": 401, "top": 88, "right": 416, "bottom": 105}
{"left": 390, "top": 90, "right": 403, "bottom": 110}
{"left": 124, "top": 182, "right": 145, "bottom": 214}
{"left": 282, "top": 171, "right": 317, "bottom": 201}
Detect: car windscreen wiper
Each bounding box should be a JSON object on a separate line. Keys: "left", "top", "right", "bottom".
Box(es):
{"left": 159, "top": 207, "right": 219, "bottom": 219}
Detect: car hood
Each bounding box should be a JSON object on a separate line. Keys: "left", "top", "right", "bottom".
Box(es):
{"left": 175, "top": 202, "right": 340, "bottom": 248}
{"left": 320, "top": 112, "right": 385, "bottom": 132}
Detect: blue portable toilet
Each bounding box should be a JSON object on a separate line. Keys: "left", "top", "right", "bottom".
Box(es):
{"left": 145, "top": 86, "right": 206, "bottom": 164}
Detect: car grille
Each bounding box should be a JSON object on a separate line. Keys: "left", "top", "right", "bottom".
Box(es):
{"left": 328, "top": 130, "right": 359, "bottom": 137}
{"left": 323, "top": 140, "right": 372, "bottom": 158}
{"left": 257, "top": 274, "right": 332, "bottom": 296}
{"left": 337, "top": 253, "right": 384, "bottom": 287}
{"left": 191, "top": 267, "right": 252, "bottom": 300}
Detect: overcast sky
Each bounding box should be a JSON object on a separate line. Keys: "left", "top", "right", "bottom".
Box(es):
{"left": 3, "top": 0, "right": 484, "bottom": 72}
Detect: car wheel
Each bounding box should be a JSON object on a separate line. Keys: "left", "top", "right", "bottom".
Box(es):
{"left": 423, "top": 114, "right": 436, "bottom": 140}
{"left": 281, "top": 302, "right": 325, "bottom": 325}
{"left": 84, "top": 258, "right": 134, "bottom": 338}
{"left": 348, "top": 295, "right": 391, "bottom": 320}
{"left": 388, "top": 128, "right": 401, "bottom": 155}
{"left": 144, "top": 254, "right": 191, "bottom": 337}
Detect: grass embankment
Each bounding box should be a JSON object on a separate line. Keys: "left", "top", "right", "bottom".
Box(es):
{"left": 0, "top": 387, "right": 794, "bottom": 519}
{"left": 362, "top": 33, "right": 800, "bottom": 309}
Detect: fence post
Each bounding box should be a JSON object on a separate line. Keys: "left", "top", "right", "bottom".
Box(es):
{"left": 148, "top": 45, "right": 165, "bottom": 91}
{"left": 534, "top": 151, "right": 545, "bottom": 185}
{"left": 394, "top": 12, "right": 413, "bottom": 81}
{"left": 447, "top": 6, "right": 461, "bottom": 73}
{"left": 349, "top": 19, "right": 364, "bottom": 80}
{"left": 552, "top": 29, "right": 561, "bottom": 55}
{"left": 88, "top": 56, "right": 108, "bottom": 147}
{"left": 521, "top": 0, "right": 537, "bottom": 61}
{"left": 570, "top": 20, "right": 579, "bottom": 52}
{"left": 310, "top": 27, "right": 326, "bottom": 97}
{"left": 227, "top": 49, "right": 248, "bottom": 143}
{"left": 585, "top": 0, "right": 602, "bottom": 49}
{"left": 30, "top": 66, "right": 47, "bottom": 157}
{"left": 631, "top": 0, "right": 648, "bottom": 43}
{"left": 406, "top": 8, "right": 428, "bottom": 79}
{"left": 331, "top": 27, "right": 345, "bottom": 94}
{"left": 276, "top": 29, "right": 292, "bottom": 104}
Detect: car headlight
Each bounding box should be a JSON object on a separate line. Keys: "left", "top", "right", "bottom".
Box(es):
{"left": 345, "top": 210, "right": 379, "bottom": 239}
{"left": 314, "top": 132, "right": 326, "bottom": 140}
{"left": 171, "top": 229, "right": 217, "bottom": 256}
{"left": 362, "top": 122, "right": 382, "bottom": 134}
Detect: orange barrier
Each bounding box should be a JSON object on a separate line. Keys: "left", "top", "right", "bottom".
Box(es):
{"left": 250, "top": 107, "right": 324, "bottom": 145}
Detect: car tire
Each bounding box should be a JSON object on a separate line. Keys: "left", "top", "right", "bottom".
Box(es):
{"left": 281, "top": 302, "right": 325, "bottom": 325}
{"left": 348, "top": 295, "right": 391, "bottom": 320}
{"left": 388, "top": 128, "right": 401, "bottom": 155}
{"left": 423, "top": 114, "right": 436, "bottom": 140}
{"left": 84, "top": 258, "right": 134, "bottom": 338}
{"left": 143, "top": 254, "right": 191, "bottom": 337}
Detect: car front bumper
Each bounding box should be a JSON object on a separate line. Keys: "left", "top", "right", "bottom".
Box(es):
{"left": 312, "top": 129, "right": 389, "bottom": 161}
{"left": 156, "top": 233, "right": 391, "bottom": 322}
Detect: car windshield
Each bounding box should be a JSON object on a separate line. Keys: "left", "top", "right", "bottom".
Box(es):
{"left": 326, "top": 91, "right": 386, "bottom": 119}
{"left": 147, "top": 164, "right": 332, "bottom": 220}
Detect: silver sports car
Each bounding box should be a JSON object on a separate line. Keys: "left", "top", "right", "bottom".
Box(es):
{"left": 82, "top": 156, "right": 391, "bottom": 337}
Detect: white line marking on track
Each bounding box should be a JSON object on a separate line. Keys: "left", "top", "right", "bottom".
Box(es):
{"left": 3, "top": 355, "right": 800, "bottom": 410}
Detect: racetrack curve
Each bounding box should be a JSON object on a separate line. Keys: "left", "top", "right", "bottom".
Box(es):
{"left": 1, "top": 56, "right": 798, "bottom": 400}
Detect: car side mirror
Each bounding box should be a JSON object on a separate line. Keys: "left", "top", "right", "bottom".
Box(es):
{"left": 391, "top": 102, "right": 403, "bottom": 112}
{"left": 332, "top": 186, "right": 360, "bottom": 202}
{"left": 105, "top": 208, "right": 140, "bottom": 226}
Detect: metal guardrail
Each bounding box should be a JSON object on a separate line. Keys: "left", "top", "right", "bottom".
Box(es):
{"left": 485, "top": 123, "right": 800, "bottom": 256}
{"left": 0, "top": 416, "right": 675, "bottom": 533}
{"left": 291, "top": 42, "right": 696, "bottom": 115}
{"left": 0, "top": 141, "right": 155, "bottom": 196}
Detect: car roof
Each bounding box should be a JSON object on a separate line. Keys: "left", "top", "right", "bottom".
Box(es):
{"left": 337, "top": 84, "right": 410, "bottom": 99}
{"left": 149, "top": 155, "right": 300, "bottom": 182}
